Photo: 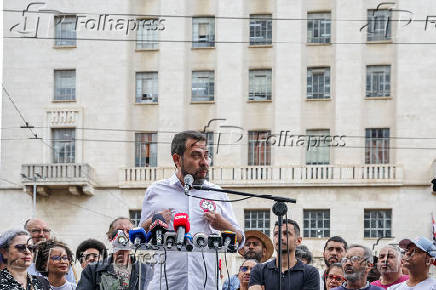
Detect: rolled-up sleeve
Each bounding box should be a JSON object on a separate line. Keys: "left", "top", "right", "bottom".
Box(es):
{"left": 140, "top": 186, "right": 155, "bottom": 227}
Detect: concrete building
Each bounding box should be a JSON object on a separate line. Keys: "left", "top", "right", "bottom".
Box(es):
{"left": 2, "top": 0, "right": 436, "bottom": 273}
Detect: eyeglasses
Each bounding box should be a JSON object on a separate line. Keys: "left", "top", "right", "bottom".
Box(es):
{"left": 84, "top": 253, "right": 100, "bottom": 261}
{"left": 29, "top": 228, "right": 51, "bottom": 235}
{"left": 341, "top": 256, "right": 368, "bottom": 264}
{"left": 14, "top": 244, "right": 34, "bottom": 253}
{"left": 239, "top": 266, "right": 254, "bottom": 272}
{"left": 327, "top": 274, "right": 345, "bottom": 282}
{"left": 50, "top": 255, "right": 71, "bottom": 262}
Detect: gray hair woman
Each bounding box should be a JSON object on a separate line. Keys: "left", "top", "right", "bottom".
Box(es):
{"left": 0, "top": 229, "right": 50, "bottom": 290}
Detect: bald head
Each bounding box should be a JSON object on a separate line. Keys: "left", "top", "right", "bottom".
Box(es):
{"left": 24, "top": 218, "right": 51, "bottom": 244}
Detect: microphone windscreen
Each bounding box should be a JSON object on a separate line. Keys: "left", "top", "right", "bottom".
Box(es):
{"left": 184, "top": 174, "right": 194, "bottom": 188}
{"left": 173, "top": 213, "right": 190, "bottom": 233}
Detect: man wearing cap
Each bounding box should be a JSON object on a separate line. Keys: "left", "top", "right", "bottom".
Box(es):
{"left": 222, "top": 230, "right": 274, "bottom": 290}
{"left": 388, "top": 237, "right": 436, "bottom": 289}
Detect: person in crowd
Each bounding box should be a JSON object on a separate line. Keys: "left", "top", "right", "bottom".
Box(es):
{"left": 237, "top": 259, "right": 257, "bottom": 290}
{"left": 25, "top": 218, "right": 77, "bottom": 283}
{"left": 332, "top": 244, "right": 383, "bottom": 290}
{"left": 77, "top": 217, "right": 153, "bottom": 290}
{"left": 296, "top": 244, "right": 313, "bottom": 264}
{"left": 388, "top": 237, "right": 436, "bottom": 289}
{"left": 367, "top": 256, "right": 381, "bottom": 283}
{"left": 223, "top": 230, "right": 274, "bottom": 290}
{"left": 0, "top": 229, "right": 50, "bottom": 290}
{"left": 249, "top": 219, "right": 319, "bottom": 290}
{"left": 370, "top": 245, "right": 408, "bottom": 289}
{"left": 321, "top": 236, "right": 348, "bottom": 290}
{"left": 324, "top": 263, "right": 345, "bottom": 290}
{"left": 140, "top": 130, "right": 244, "bottom": 289}
{"left": 35, "top": 239, "right": 77, "bottom": 290}
{"left": 75, "top": 239, "right": 107, "bottom": 270}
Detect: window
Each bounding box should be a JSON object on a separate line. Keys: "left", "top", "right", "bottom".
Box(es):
{"left": 364, "top": 209, "right": 392, "bottom": 238}
{"left": 367, "top": 9, "right": 392, "bottom": 41}
{"left": 55, "top": 15, "right": 76, "bottom": 46}
{"left": 307, "top": 67, "right": 330, "bottom": 99}
{"left": 52, "top": 128, "right": 75, "bottom": 163}
{"left": 129, "top": 210, "right": 141, "bottom": 227}
{"left": 136, "top": 19, "right": 159, "bottom": 49}
{"left": 54, "top": 70, "right": 76, "bottom": 101}
{"left": 244, "top": 209, "right": 270, "bottom": 236}
{"left": 135, "top": 133, "right": 157, "bottom": 167}
{"left": 249, "top": 69, "right": 272, "bottom": 101}
{"left": 136, "top": 72, "right": 158, "bottom": 103}
{"left": 306, "top": 129, "right": 331, "bottom": 165}
{"left": 307, "top": 13, "right": 331, "bottom": 43}
{"left": 250, "top": 15, "right": 272, "bottom": 45}
{"left": 303, "top": 209, "right": 330, "bottom": 238}
{"left": 366, "top": 65, "right": 391, "bottom": 97}
{"left": 365, "top": 128, "right": 390, "bottom": 164}
{"left": 192, "top": 71, "right": 215, "bottom": 101}
{"left": 192, "top": 17, "right": 215, "bottom": 48}
{"left": 206, "top": 132, "right": 214, "bottom": 166}
{"left": 248, "top": 131, "right": 271, "bottom": 166}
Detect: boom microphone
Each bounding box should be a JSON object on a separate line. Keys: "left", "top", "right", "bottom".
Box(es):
{"left": 184, "top": 174, "right": 194, "bottom": 193}
{"left": 174, "top": 213, "right": 190, "bottom": 251}
{"left": 128, "top": 227, "right": 147, "bottom": 246}
{"left": 150, "top": 213, "right": 169, "bottom": 246}
{"left": 193, "top": 233, "right": 208, "bottom": 248}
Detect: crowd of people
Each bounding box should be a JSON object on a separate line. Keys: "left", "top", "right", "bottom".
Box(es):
{"left": 1, "top": 130, "right": 435, "bottom": 289}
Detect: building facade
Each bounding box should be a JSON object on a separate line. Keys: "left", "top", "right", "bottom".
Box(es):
{"left": 2, "top": 0, "right": 436, "bottom": 272}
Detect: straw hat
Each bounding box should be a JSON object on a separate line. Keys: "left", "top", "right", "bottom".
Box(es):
{"left": 238, "top": 230, "right": 274, "bottom": 263}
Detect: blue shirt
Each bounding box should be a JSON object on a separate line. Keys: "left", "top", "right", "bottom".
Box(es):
{"left": 222, "top": 274, "right": 240, "bottom": 290}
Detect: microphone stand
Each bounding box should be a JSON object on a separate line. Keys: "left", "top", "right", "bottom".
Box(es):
{"left": 192, "top": 185, "right": 295, "bottom": 290}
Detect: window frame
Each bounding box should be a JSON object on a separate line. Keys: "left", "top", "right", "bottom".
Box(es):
{"left": 249, "top": 14, "right": 273, "bottom": 46}
{"left": 135, "top": 72, "right": 159, "bottom": 104}
{"left": 54, "top": 15, "right": 77, "bottom": 47}
{"left": 365, "top": 128, "right": 390, "bottom": 164}
{"left": 54, "top": 69, "right": 76, "bottom": 101}
{"left": 248, "top": 130, "right": 271, "bottom": 166}
{"left": 364, "top": 209, "right": 392, "bottom": 238}
{"left": 249, "top": 69, "right": 272, "bottom": 101}
{"left": 192, "top": 71, "right": 215, "bottom": 102}
{"left": 366, "top": 65, "right": 391, "bottom": 98}
{"left": 129, "top": 210, "right": 142, "bottom": 227}
{"left": 52, "top": 128, "right": 76, "bottom": 163}
{"left": 307, "top": 67, "right": 330, "bottom": 99}
{"left": 303, "top": 209, "right": 330, "bottom": 238}
{"left": 136, "top": 18, "right": 159, "bottom": 50}
{"left": 244, "top": 209, "right": 271, "bottom": 236}
{"left": 135, "top": 132, "right": 158, "bottom": 167}
{"left": 307, "top": 12, "right": 331, "bottom": 44}
{"left": 305, "top": 129, "right": 331, "bottom": 165}
{"left": 367, "top": 9, "right": 392, "bottom": 42}
{"left": 192, "top": 17, "right": 215, "bottom": 48}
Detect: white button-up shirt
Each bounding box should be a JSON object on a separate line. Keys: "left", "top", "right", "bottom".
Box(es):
{"left": 140, "top": 174, "right": 243, "bottom": 290}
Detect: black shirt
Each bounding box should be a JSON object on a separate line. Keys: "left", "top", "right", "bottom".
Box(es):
{"left": 249, "top": 259, "right": 319, "bottom": 290}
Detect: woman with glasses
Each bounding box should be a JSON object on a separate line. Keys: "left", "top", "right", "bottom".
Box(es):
{"left": 236, "top": 259, "right": 257, "bottom": 290}
{"left": 325, "top": 263, "right": 346, "bottom": 290}
{"left": 35, "top": 240, "right": 77, "bottom": 290}
{"left": 0, "top": 229, "right": 50, "bottom": 290}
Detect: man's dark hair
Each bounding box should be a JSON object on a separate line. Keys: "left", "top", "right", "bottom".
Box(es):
{"left": 76, "top": 239, "right": 107, "bottom": 262}
{"left": 106, "top": 217, "right": 133, "bottom": 241}
{"left": 35, "top": 239, "right": 73, "bottom": 276}
{"left": 171, "top": 130, "right": 207, "bottom": 156}
{"left": 274, "top": 219, "right": 300, "bottom": 236}
{"left": 296, "top": 245, "right": 313, "bottom": 264}
{"left": 323, "top": 236, "right": 347, "bottom": 251}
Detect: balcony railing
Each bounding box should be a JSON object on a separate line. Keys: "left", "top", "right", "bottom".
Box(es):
{"left": 119, "top": 164, "right": 403, "bottom": 188}
{"left": 21, "top": 163, "right": 95, "bottom": 195}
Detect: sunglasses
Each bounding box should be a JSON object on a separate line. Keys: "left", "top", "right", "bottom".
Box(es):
{"left": 14, "top": 244, "right": 34, "bottom": 253}
{"left": 327, "top": 274, "right": 345, "bottom": 282}
{"left": 239, "top": 266, "right": 253, "bottom": 272}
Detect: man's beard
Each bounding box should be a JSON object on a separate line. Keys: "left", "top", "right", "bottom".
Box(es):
{"left": 324, "top": 257, "right": 339, "bottom": 266}
{"left": 244, "top": 251, "right": 262, "bottom": 262}
{"left": 181, "top": 161, "right": 208, "bottom": 181}
{"left": 345, "top": 269, "right": 366, "bottom": 282}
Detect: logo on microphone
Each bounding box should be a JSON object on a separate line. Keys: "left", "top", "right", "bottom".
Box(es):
{"left": 200, "top": 199, "right": 216, "bottom": 213}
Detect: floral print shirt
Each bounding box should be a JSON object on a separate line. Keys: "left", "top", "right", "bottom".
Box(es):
{"left": 0, "top": 268, "right": 48, "bottom": 290}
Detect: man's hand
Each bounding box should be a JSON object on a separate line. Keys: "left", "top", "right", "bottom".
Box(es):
{"left": 203, "top": 212, "right": 243, "bottom": 243}
{"left": 142, "top": 209, "right": 173, "bottom": 230}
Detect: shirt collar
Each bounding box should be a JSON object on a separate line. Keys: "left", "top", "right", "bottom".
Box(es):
{"left": 266, "top": 258, "right": 304, "bottom": 272}
{"left": 169, "top": 173, "right": 183, "bottom": 187}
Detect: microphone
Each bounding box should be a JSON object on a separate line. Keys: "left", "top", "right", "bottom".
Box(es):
{"left": 149, "top": 213, "right": 169, "bottom": 247}
{"left": 164, "top": 231, "right": 176, "bottom": 249}
{"left": 221, "top": 231, "right": 237, "bottom": 252}
{"left": 184, "top": 233, "right": 194, "bottom": 252}
{"left": 174, "top": 213, "right": 190, "bottom": 251}
{"left": 184, "top": 174, "right": 194, "bottom": 194}
{"left": 128, "top": 227, "right": 147, "bottom": 246}
{"left": 207, "top": 233, "right": 222, "bottom": 250}
{"left": 193, "top": 233, "right": 208, "bottom": 248}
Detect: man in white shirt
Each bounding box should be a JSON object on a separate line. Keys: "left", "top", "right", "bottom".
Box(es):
{"left": 140, "top": 130, "right": 244, "bottom": 290}
{"left": 388, "top": 236, "right": 436, "bottom": 290}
